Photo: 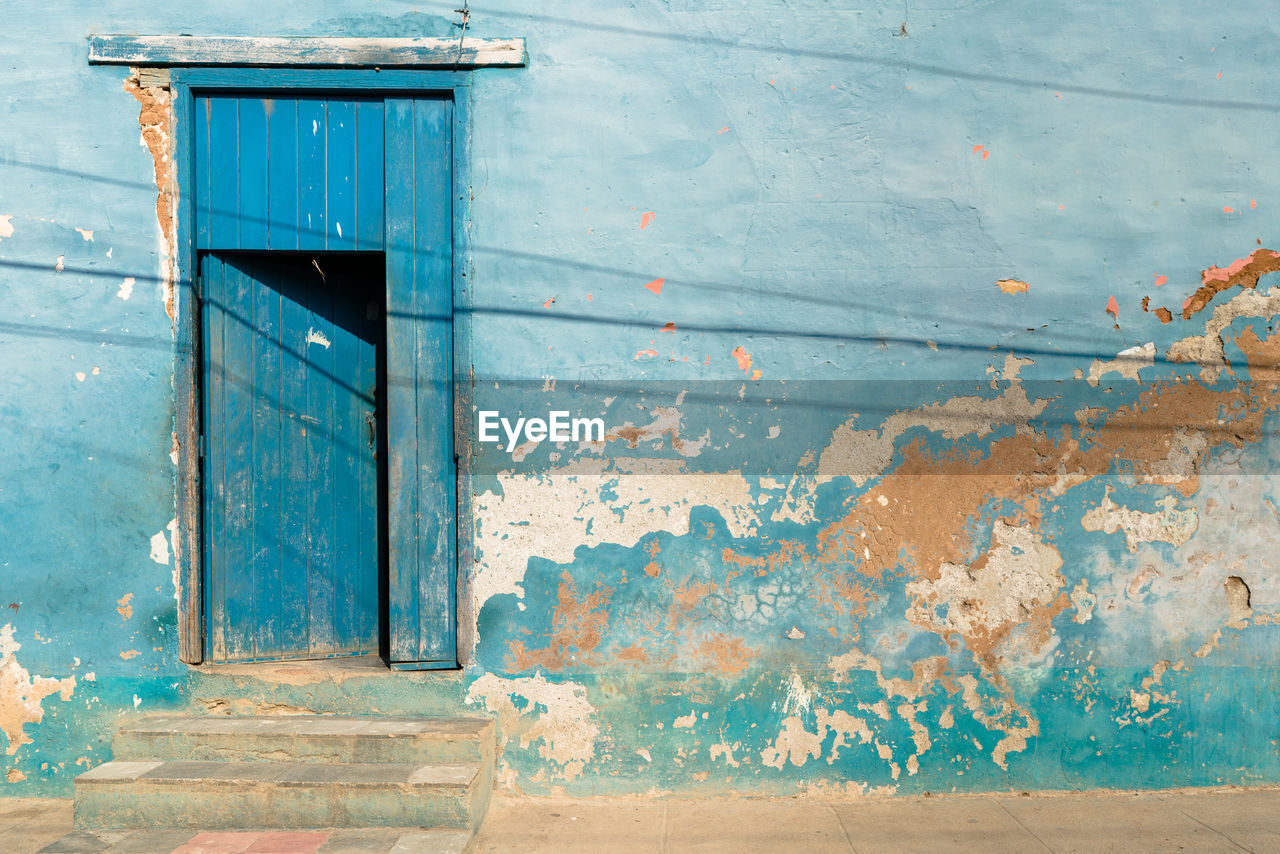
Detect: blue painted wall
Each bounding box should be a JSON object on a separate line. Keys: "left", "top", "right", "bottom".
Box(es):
{"left": 3, "top": 0, "right": 1280, "bottom": 797}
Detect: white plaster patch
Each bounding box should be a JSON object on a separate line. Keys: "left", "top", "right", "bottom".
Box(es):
{"left": 75, "top": 228, "right": 94, "bottom": 242}
{"left": 471, "top": 466, "right": 760, "bottom": 621}
{"left": 166, "top": 517, "right": 180, "bottom": 603}
{"left": 708, "top": 742, "right": 740, "bottom": 768}
{"left": 760, "top": 714, "right": 823, "bottom": 769}
{"left": 816, "top": 709, "right": 872, "bottom": 764}
{"left": 305, "top": 328, "right": 331, "bottom": 349}
{"left": 1080, "top": 487, "right": 1198, "bottom": 552}
{"left": 780, "top": 670, "right": 813, "bottom": 716}
{"left": 672, "top": 712, "right": 696, "bottom": 729}
{"left": 0, "top": 215, "right": 13, "bottom": 240}
{"left": 906, "top": 520, "right": 1064, "bottom": 650}
{"left": 117, "top": 278, "right": 135, "bottom": 301}
{"left": 769, "top": 472, "right": 820, "bottom": 526}
{"left": 0, "top": 625, "right": 75, "bottom": 756}
{"left": 54, "top": 256, "right": 64, "bottom": 272}
{"left": 150, "top": 530, "right": 170, "bottom": 565}
{"left": 466, "top": 672, "right": 600, "bottom": 782}
{"left": 1087, "top": 342, "right": 1155, "bottom": 387}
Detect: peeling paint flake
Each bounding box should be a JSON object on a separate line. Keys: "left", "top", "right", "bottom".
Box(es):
{"left": 1087, "top": 342, "right": 1155, "bottom": 387}
{"left": 305, "top": 328, "right": 331, "bottom": 349}
{"left": 466, "top": 673, "right": 600, "bottom": 781}
{"left": 0, "top": 625, "right": 75, "bottom": 757}
{"left": 149, "top": 530, "right": 170, "bottom": 565}
{"left": 1080, "top": 487, "right": 1198, "bottom": 552}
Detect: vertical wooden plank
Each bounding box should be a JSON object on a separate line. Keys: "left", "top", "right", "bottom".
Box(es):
{"left": 237, "top": 98, "right": 269, "bottom": 248}
{"left": 383, "top": 97, "right": 421, "bottom": 663}
{"left": 194, "top": 96, "right": 211, "bottom": 249}
{"left": 411, "top": 97, "right": 457, "bottom": 664}
{"left": 220, "top": 257, "right": 257, "bottom": 659}
{"left": 250, "top": 256, "right": 282, "bottom": 657}
{"left": 174, "top": 80, "right": 204, "bottom": 664}
{"left": 355, "top": 99, "right": 385, "bottom": 252}
{"left": 326, "top": 100, "right": 357, "bottom": 251}
{"left": 277, "top": 258, "right": 311, "bottom": 655}
{"left": 206, "top": 96, "right": 240, "bottom": 248}
{"left": 266, "top": 98, "right": 299, "bottom": 251}
{"left": 201, "top": 254, "right": 225, "bottom": 660}
{"left": 304, "top": 262, "right": 337, "bottom": 656}
{"left": 296, "top": 98, "right": 327, "bottom": 250}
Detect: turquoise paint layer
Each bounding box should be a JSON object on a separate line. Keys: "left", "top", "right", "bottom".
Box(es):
{"left": 2, "top": 0, "right": 1280, "bottom": 797}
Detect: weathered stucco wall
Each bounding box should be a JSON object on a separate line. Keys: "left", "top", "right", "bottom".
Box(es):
{"left": 3, "top": 0, "right": 1280, "bottom": 797}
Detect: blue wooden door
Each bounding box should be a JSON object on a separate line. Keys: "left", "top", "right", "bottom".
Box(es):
{"left": 194, "top": 90, "right": 457, "bottom": 667}
{"left": 201, "top": 253, "right": 382, "bottom": 661}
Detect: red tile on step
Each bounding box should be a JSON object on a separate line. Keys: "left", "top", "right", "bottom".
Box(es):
{"left": 172, "top": 832, "right": 263, "bottom": 853}
{"left": 244, "top": 831, "right": 330, "bottom": 853}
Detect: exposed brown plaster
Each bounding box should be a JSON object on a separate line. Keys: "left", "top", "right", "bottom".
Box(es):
{"left": 1182, "top": 248, "right": 1280, "bottom": 320}
{"left": 810, "top": 318, "right": 1280, "bottom": 671}
{"left": 123, "top": 74, "right": 175, "bottom": 322}
{"left": 506, "top": 572, "right": 613, "bottom": 671}
{"left": 1155, "top": 307, "right": 1173, "bottom": 323}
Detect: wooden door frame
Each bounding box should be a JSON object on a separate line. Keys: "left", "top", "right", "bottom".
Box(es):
{"left": 170, "top": 69, "right": 474, "bottom": 666}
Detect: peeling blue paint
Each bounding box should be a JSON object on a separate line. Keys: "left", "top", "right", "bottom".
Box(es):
{"left": 3, "top": 0, "right": 1280, "bottom": 800}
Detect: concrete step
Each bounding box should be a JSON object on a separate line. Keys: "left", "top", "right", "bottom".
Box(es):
{"left": 113, "top": 716, "right": 494, "bottom": 765}
{"left": 73, "top": 759, "right": 490, "bottom": 831}
{"left": 38, "top": 827, "right": 472, "bottom": 853}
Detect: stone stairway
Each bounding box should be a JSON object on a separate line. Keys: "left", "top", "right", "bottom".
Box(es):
{"left": 62, "top": 715, "right": 495, "bottom": 852}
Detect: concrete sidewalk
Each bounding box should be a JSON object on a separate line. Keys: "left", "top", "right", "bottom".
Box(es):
{"left": 3, "top": 788, "right": 1277, "bottom": 853}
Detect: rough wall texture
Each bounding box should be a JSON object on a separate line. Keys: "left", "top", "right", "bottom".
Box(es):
{"left": 3, "top": 0, "right": 1280, "bottom": 798}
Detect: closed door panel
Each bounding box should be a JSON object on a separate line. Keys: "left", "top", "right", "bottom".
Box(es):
{"left": 202, "top": 251, "right": 383, "bottom": 662}
{"left": 195, "top": 95, "right": 385, "bottom": 252}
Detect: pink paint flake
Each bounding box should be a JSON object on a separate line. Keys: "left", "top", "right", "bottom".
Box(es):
{"left": 644, "top": 278, "right": 665, "bottom": 295}
{"left": 1153, "top": 274, "right": 1168, "bottom": 287}
{"left": 972, "top": 145, "right": 989, "bottom": 160}
{"left": 543, "top": 297, "right": 555, "bottom": 309}
{"left": 634, "top": 349, "right": 658, "bottom": 359}
{"left": 640, "top": 211, "right": 655, "bottom": 229}
{"left": 1105, "top": 296, "right": 1119, "bottom": 319}
{"left": 1202, "top": 249, "right": 1280, "bottom": 285}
